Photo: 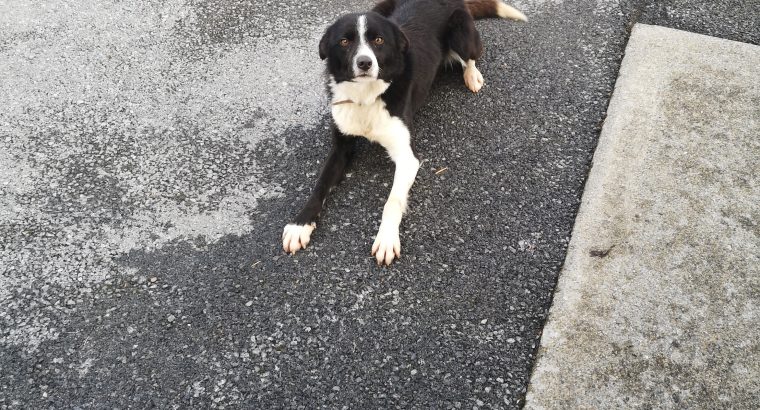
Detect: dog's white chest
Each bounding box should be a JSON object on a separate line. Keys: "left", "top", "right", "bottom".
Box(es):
{"left": 332, "top": 100, "right": 395, "bottom": 140}
{"left": 329, "top": 78, "right": 406, "bottom": 143}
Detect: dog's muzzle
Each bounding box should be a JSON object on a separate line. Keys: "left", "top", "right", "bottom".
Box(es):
{"left": 353, "top": 51, "right": 379, "bottom": 79}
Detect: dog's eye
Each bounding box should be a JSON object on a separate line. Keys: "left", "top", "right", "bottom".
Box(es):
{"left": 374, "top": 36, "right": 384, "bottom": 45}
{"left": 339, "top": 38, "right": 350, "bottom": 47}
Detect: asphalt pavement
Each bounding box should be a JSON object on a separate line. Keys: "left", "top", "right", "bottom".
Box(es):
{"left": 1, "top": 0, "right": 757, "bottom": 408}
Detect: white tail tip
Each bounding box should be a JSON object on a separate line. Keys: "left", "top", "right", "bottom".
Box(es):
{"left": 497, "top": 3, "right": 528, "bottom": 22}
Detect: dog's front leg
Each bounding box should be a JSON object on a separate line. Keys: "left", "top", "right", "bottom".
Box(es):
{"left": 283, "top": 129, "right": 355, "bottom": 254}
{"left": 371, "top": 119, "right": 420, "bottom": 265}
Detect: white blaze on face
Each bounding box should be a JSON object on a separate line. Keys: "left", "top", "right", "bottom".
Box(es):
{"left": 354, "top": 14, "right": 379, "bottom": 79}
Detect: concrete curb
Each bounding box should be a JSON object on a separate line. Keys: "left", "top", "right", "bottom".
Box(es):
{"left": 525, "top": 24, "right": 760, "bottom": 408}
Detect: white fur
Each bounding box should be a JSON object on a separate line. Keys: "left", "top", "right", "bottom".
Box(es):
{"left": 497, "top": 2, "right": 528, "bottom": 22}
{"left": 464, "top": 59, "right": 484, "bottom": 93}
{"left": 354, "top": 15, "right": 380, "bottom": 78}
{"left": 372, "top": 222, "right": 401, "bottom": 265}
{"left": 330, "top": 77, "right": 390, "bottom": 107}
{"left": 282, "top": 223, "right": 316, "bottom": 254}
{"left": 447, "top": 53, "right": 484, "bottom": 93}
{"left": 329, "top": 78, "right": 420, "bottom": 265}
{"left": 448, "top": 51, "right": 467, "bottom": 69}
{"left": 331, "top": 85, "right": 403, "bottom": 145}
{"left": 372, "top": 145, "right": 418, "bottom": 265}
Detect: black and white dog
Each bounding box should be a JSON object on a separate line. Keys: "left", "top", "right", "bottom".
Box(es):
{"left": 283, "top": 0, "right": 526, "bottom": 265}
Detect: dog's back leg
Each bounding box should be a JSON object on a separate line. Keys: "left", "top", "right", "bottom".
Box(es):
{"left": 446, "top": 8, "right": 485, "bottom": 93}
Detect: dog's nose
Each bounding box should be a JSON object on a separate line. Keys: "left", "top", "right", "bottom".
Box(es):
{"left": 357, "top": 56, "right": 373, "bottom": 71}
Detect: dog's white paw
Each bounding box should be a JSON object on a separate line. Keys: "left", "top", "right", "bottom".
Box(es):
{"left": 371, "top": 226, "right": 401, "bottom": 266}
{"left": 464, "top": 65, "right": 484, "bottom": 93}
{"left": 282, "top": 223, "right": 316, "bottom": 254}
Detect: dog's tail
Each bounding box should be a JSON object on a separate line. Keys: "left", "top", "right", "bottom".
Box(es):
{"left": 465, "top": 0, "right": 528, "bottom": 22}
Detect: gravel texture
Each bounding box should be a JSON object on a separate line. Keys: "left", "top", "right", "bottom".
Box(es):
{"left": 1, "top": 0, "right": 757, "bottom": 408}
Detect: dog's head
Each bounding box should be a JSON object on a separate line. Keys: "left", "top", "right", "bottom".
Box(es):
{"left": 319, "top": 12, "right": 408, "bottom": 83}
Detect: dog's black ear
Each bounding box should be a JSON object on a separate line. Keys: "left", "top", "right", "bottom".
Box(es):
{"left": 372, "top": 0, "right": 396, "bottom": 17}
{"left": 395, "top": 25, "right": 409, "bottom": 53}
{"left": 319, "top": 29, "right": 330, "bottom": 60}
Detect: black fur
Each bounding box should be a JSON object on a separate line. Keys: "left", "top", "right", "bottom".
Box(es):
{"left": 291, "top": 129, "right": 355, "bottom": 226}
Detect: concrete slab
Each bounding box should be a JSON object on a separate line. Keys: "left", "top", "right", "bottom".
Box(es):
{"left": 526, "top": 24, "right": 760, "bottom": 408}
